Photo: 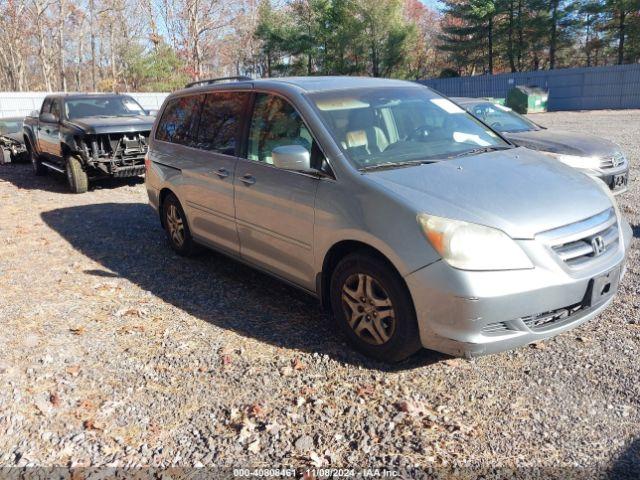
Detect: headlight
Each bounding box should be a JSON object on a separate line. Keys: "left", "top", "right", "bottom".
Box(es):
{"left": 542, "top": 152, "right": 601, "bottom": 170}
{"left": 417, "top": 214, "right": 534, "bottom": 271}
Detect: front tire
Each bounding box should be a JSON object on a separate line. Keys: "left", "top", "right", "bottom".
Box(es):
{"left": 162, "top": 193, "right": 199, "bottom": 256}
{"left": 330, "top": 252, "right": 421, "bottom": 362}
{"left": 65, "top": 154, "right": 89, "bottom": 193}
{"left": 30, "top": 144, "right": 46, "bottom": 175}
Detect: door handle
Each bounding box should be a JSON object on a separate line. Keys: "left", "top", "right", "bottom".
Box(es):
{"left": 240, "top": 174, "right": 256, "bottom": 185}
{"left": 215, "top": 167, "right": 229, "bottom": 179}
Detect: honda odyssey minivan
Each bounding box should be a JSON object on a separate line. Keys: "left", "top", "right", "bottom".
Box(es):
{"left": 145, "top": 76, "right": 631, "bottom": 362}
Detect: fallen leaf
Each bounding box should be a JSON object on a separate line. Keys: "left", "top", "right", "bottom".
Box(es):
{"left": 221, "top": 354, "right": 232, "bottom": 366}
{"left": 300, "top": 386, "right": 316, "bottom": 396}
{"left": 247, "top": 403, "right": 264, "bottom": 418}
{"left": 69, "top": 326, "right": 86, "bottom": 336}
{"left": 49, "top": 392, "right": 60, "bottom": 407}
{"left": 530, "top": 342, "right": 546, "bottom": 350}
{"left": 66, "top": 365, "right": 81, "bottom": 377}
{"left": 291, "top": 358, "right": 305, "bottom": 371}
{"left": 83, "top": 419, "right": 103, "bottom": 431}
{"left": 356, "top": 385, "right": 375, "bottom": 397}
{"left": 117, "top": 325, "right": 145, "bottom": 334}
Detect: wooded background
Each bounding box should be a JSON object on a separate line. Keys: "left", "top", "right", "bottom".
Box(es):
{"left": 0, "top": 0, "right": 639, "bottom": 92}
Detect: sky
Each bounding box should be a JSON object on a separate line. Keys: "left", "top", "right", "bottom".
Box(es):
{"left": 420, "top": 0, "right": 444, "bottom": 11}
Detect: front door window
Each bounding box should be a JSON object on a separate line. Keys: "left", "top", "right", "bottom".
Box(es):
{"left": 246, "top": 93, "right": 323, "bottom": 169}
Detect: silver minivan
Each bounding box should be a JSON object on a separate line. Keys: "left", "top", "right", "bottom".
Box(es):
{"left": 145, "top": 76, "right": 631, "bottom": 362}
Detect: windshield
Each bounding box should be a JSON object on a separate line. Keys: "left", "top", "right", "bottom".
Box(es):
{"left": 64, "top": 96, "right": 146, "bottom": 120}
{"left": 0, "top": 119, "right": 22, "bottom": 135}
{"left": 467, "top": 102, "right": 539, "bottom": 133}
{"left": 308, "top": 87, "right": 509, "bottom": 169}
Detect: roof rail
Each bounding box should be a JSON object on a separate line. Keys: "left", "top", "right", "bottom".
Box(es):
{"left": 185, "top": 76, "right": 252, "bottom": 88}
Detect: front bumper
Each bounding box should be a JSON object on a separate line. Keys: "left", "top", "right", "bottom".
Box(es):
{"left": 588, "top": 164, "right": 630, "bottom": 195}
{"left": 405, "top": 219, "right": 631, "bottom": 358}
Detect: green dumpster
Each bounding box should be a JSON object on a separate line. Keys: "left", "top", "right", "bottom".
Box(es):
{"left": 482, "top": 97, "right": 506, "bottom": 106}
{"left": 506, "top": 86, "right": 548, "bottom": 114}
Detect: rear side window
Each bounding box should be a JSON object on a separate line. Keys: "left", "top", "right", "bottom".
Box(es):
{"left": 197, "top": 92, "right": 248, "bottom": 155}
{"left": 156, "top": 95, "right": 202, "bottom": 146}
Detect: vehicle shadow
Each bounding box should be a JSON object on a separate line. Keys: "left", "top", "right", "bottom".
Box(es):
{"left": 608, "top": 437, "right": 640, "bottom": 479}
{"left": 0, "top": 162, "right": 143, "bottom": 193}
{"left": 41, "top": 202, "right": 446, "bottom": 371}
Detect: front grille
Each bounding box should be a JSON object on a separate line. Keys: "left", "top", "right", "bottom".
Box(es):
{"left": 599, "top": 152, "right": 625, "bottom": 170}
{"left": 538, "top": 208, "right": 619, "bottom": 268}
{"left": 481, "top": 301, "right": 587, "bottom": 336}
{"left": 521, "top": 302, "right": 584, "bottom": 331}
{"left": 481, "top": 322, "right": 510, "bottom": 335}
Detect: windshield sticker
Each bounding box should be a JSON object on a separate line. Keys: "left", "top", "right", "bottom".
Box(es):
{"left": 124, "top": 101, "right": 143, "bottom": 112}
{"left": 453, "top": 131, "right": 491, "bottom": 146}
{"left": 430, "top": 98, "right": 465, "bottom": 114}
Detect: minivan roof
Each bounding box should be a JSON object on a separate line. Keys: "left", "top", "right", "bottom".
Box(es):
{"left": 182, "top": 76, "right": 420, "bottom": 94}
{"left": 262, "top": 76, "right": 418, "bottom": 92}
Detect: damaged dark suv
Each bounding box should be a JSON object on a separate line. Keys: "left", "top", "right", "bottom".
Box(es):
{"left": 23, "top": 93, "right": 153, "bottom": 193}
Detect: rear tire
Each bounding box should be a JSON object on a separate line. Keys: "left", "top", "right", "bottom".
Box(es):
{"left": 162, "top": 193, "right": 199, "bottom": 256}
{"left": 330, "top": 252, "right": 422, "bottom": 362}
{"left": 65, "top": 154, "right": 89, "bottom": 193}
{"left": 30, "top": 144, "right": 46, "bottom": 175}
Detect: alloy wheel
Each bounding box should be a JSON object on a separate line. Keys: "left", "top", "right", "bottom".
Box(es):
{"left": 166, "top": 204, "right": 185, "bottom": 248}
{"left": 341, "top": 273, "right": 396, "bottom": 345}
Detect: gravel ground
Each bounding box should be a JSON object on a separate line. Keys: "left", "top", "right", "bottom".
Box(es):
{"left": 0, "top": 110, "right": 638, "bottom": 477}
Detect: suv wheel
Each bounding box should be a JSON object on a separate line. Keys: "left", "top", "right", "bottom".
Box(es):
{"left": 65, "top": 155, "right": 89, "bottom": 193}
{"left": 162, "top": 193, "right": 199, "bottom": 256}
{"left": 30, "top": 145, "right": 46, "bottom": 175}
{"left": 330, "top": 252, "right": 421, "bottom": 362}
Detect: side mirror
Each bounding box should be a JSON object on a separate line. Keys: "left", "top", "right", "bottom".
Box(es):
{"left": 39, "top": 112, "right": 58, "bottom": 123}
{"left": 29, "top": 110, "right": 39, "bottom": 118}
{"left": 272, "top": 145, "right": 311, "bottom": 171}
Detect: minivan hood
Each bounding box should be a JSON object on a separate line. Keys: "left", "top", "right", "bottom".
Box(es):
{"left": 504, "top": 129, "right": 619, "bottom": 158}
{"left": 65, "top": 115, "right": 154, "bottom": 135}
{"left": 366, "top": 147, "right": 613, "bottom": 239}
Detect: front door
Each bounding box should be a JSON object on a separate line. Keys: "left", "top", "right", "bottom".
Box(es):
{"left": 234, "top": 93, "right": 322, "bottom": 290}
{"left": 47, "top": 99, "right": 63, "bottom": 160}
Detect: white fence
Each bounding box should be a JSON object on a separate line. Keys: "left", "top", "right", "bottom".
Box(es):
{"left": 0, "top": 92, "right": 170, "bottom": 118}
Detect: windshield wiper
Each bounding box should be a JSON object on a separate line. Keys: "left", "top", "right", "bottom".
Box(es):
{"left": 359, "top": 159, "right": 438, "bottom": 172}
{"left": 450, "top": 145, "right": 513, "bottom": 158}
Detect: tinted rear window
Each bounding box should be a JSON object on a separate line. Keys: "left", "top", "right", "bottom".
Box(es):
{"left": 156, "top": 95, "right": 202, "bottom": 146}
{"left": 197, "top": 92, "right": 248, "bottom": 155}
